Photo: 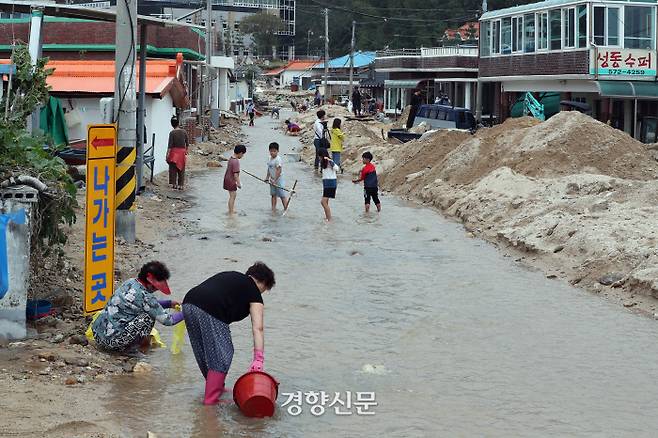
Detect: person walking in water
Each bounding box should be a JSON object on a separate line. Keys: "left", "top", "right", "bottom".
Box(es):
{"left": 353, "top": 151, "right": 382, "bottom": 213}
{"left": 319, "top": 149, "right": 340, "bottom": 221}
{"left": 313, "top": 110, "right": 329, "bottom": 171}
{"left": 224, "top": 145, "right": 246, "bottom": 214}
{"left": 265, "top": 142, "right": 289, "bottom": 212}
{"left": 246, "top": 101, "right": 256, "bottom": 127}
{"left": 329, "top": 118, "right": 344, "bottom": 173}
{"left": 166, "top": 117, "right": 189, "bottom": 190}
{"left": 182, "top": 262, "right": 276, "bottom": 405}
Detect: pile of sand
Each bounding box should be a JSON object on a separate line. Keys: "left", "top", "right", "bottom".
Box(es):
{"left": 439, "top": 112, "right": 656, "bottom": 184}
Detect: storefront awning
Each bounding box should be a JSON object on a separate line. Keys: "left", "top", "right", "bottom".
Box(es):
{"left": 384, "top": 79, "right": 423, "bottom": 89}
{"left": 597, "top": 80, "right": 658, "bottom": 99}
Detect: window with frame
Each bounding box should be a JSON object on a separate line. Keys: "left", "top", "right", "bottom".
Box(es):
{"left": 608, "top": 7, "right": 620, "bottom": 46}
{"left": 577, "top": 5, "right": 587, "bottom": 48}
{"left": 537, "top": 12, "right": 548, "bottom": 50}
{"left": 549, "top": 9, "right": 561, "bottom": 50}
{"left": 524, "top": 13, "right": 535, "bottom": 53}
{"left": 512, "top": 16, "right": 523, "bottom": 52}
{"left": 502, "top": 17, "right": 512, "bottom": 53}
{"left": 594, "top": 6, "right": 621, "bottom": 46}
{"left": 624, "top": 6, "right": 654, "bottom": 49}
{"left": 563, "top": 8, "right": 575, "bottom": 48}
{"left": 492, "top": 20, "right": 501, "bottom": 54}
{"left": 481, "top": 20, "right": 491, "bottom": 56}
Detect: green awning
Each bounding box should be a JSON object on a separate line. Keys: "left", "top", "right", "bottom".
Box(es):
{"left": 384, "top": 80, "right": 422, "bottom": 89}
{"left": 597, "top": 81, "right": 658, "bottom": 99}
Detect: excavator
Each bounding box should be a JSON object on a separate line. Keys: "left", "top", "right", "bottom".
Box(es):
{"left": 522, "top": 92, "right": 545, "bottom": 121}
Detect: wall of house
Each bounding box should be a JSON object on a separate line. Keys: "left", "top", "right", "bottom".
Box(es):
{"left": 61, "top": 97, "right": 103, "bottom": 141}
{"left": 479, "top": 51, "right": 589, "bottom": 77}
{"left": 61, "top": 95, "right": 174, "bottom": 176}
{"left": 0, "top": 21, "right": 204, "bottom": 59}
{"left": 281, "top": 69, "right": 312, "bottom": 86}
{"left": 145, "top": 94, "right": 176, "bottom": 176}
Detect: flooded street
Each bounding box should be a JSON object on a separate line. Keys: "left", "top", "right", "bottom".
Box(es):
{"left": 104, "top": 113, "right": 658, "bottom": 437}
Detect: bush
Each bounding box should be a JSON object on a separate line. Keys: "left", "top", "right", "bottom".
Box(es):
{"left": 0, "top": 44, "right": 76, "bottom": 251}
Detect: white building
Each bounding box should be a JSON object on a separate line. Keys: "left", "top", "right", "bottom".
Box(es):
{"left": 47, "top": 58, "right": 189, "bottom": 175}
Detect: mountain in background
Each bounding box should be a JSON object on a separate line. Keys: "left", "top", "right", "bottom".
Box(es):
{"left": 294, "top": 0, "right": 537, "bottom": 57}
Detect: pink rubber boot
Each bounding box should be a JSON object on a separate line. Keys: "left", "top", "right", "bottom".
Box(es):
{"left": 203, "top": 370, "right": 227, "bottom": 405}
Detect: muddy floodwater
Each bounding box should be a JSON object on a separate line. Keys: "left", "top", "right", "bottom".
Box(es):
{"left": 102, "top": 113, "right": 658, "bottom": 437}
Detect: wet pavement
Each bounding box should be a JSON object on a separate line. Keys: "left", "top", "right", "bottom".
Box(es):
{"left": 104, "top": 112, "right": 658, "bottom": 437}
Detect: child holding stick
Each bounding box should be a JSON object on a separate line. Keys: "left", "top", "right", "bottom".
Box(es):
{"left": 265, "top": 142, "right": 290, "bottom": 212}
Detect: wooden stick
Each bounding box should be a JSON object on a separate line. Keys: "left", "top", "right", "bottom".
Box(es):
{"left": 242, "top": 169, "right": 294, "bottom": 193}
{"left": 282, "top": 180, "right": 298, "bottom": 217}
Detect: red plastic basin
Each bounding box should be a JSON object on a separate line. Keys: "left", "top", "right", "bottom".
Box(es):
{"left": 233, "top": 371, "right": 279, "bottom": 418}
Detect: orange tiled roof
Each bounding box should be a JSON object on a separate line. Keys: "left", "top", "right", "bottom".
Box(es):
{"left": 1, "top": 58, "right": 186, "bottom": 101}
{"left": 285, "top": 60, "right": 318, "bottom": 71}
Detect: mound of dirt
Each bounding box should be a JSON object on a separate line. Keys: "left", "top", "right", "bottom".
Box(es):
{"left": 379, "top": 129, "right": 472, "bottom": 191}
{"left": 440, "top": 112, "right": 656, "bottom": 184}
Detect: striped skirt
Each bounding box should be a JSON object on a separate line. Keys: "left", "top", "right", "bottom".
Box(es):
{"left": 182, "top": 304, "right": 234, "bottom": 377}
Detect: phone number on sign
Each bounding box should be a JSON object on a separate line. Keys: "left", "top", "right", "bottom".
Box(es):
{"left": 607, "top": 69, "right": 649, "bottom": 75}
{"left": 281, "top": 391, "right": 377, "bottom": 416}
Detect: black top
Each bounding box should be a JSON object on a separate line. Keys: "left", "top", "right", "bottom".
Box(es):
{"left": 410, "top": 93, "right": 422, "bottom": 107}
{"left": 183, "top": 271, "right": 263, "bottom": 324}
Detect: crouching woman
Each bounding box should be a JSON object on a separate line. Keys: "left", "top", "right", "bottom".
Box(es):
{"left": 92, "top": 261, "right": 184, "bottom": 353}
{"left": 182, "top": 262, "right": 275, "bottom": 405}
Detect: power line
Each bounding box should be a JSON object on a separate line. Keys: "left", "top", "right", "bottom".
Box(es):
{"left": 306, "top": 0, "right": 459, "bottom": 23}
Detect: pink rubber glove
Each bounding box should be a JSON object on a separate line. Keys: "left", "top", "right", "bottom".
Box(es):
{"left": 248, "top": 349, "right": 264, "bottom": 372}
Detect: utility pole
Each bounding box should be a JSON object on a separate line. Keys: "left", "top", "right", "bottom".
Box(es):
{"left": 323, "top": 8, "right": 329, "bottom": 103}
{"left": 114, "top": 0, "right": 137, "bottom": 243}
{"left": 27, "top": 7, "right": 44, "bottom": 134}
{"left": 136, "top": 24, "right": 147, "bottom": 193}
{"left": 475, "top": 0, "right": 488, "bottom": 124}
{"left": 307, "top": 29, "right": 313, "bottom": 59}
{"left": 205, "top": 0, "right": 213, "bottom": 130}
{"left": 348, "top": 20, "right": 355, "bottom": 103}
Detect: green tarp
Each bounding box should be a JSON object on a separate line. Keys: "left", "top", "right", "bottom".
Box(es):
{"left": 39, "top": 96, "right": 69, "bottom": 146}
{"left": 510, "top": 92, "right": 561, "bottom": 118}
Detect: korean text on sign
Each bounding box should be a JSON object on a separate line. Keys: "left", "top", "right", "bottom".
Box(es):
{"left": 592, "top": 48, "right": 656, "bottom": 76}
{"left": 280, "top": 391, "right": 378, "bottom": 416}
{"left": 84, "top": 125, "right": 117, "bottom": 314}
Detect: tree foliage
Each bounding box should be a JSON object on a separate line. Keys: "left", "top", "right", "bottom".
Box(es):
{"left": 0, "top": 44, "right": 76, "bottom": 251}
{"left": 240, "top": 11, "right": 285, "bottom": 56}
{"left": 295, "top": 0, "right": 538, "bottom": 55}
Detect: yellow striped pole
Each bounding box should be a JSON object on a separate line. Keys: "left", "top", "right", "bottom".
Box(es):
{"left": 115, "top": 146, "right": 136, "bottom": 211}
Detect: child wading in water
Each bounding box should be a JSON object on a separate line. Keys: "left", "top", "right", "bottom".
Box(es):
{"left": 319, "top": 149, "right": 340, "bottom": 221}
{"left": 224, "top": 144, "right": 246, "bottom": 214}
{"left": 353, "top": 151, "right": 381, "bottom": 213}
{"left": 329, "top": 118, "right": 344, "bottom": 173}
{"left": 265, "top": 142, "right": 289, "bottom": 212}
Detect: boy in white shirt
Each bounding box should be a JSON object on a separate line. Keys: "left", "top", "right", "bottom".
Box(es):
{"left": 265, "top": 142, "right": 289, "bottom": 212}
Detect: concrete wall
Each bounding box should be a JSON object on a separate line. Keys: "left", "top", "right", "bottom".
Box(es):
{"left": 281, "top": 69, "right": 313, "bottom": 86}
{"left": 145, "top": 94, "right": 176, "bottom": 176}
{"left": 63, "top": 97, "right": 102, "bottom": 141}
{"left": 0, "top": 189, "right": 37, "bottom": 341}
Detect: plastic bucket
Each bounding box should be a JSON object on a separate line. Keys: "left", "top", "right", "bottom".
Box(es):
{"left": 233, "top": 371, "right": 279, "bottom": 418}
